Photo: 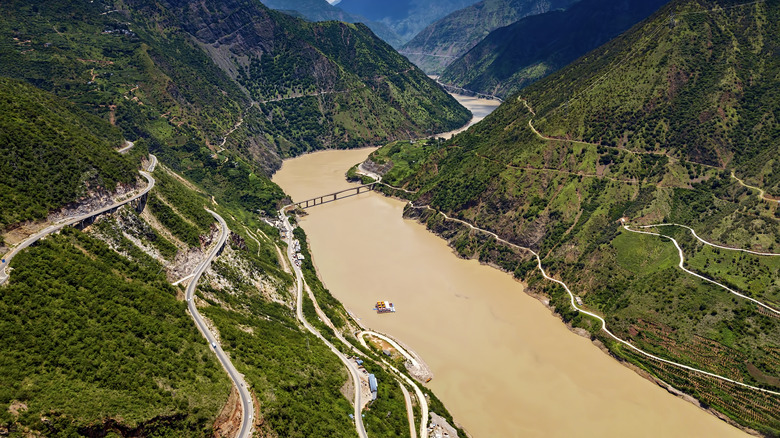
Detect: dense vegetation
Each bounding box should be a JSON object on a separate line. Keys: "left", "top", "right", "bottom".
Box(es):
{"left": 0, "top": 0, "right": 468, "bottom": 215}
{"left": 372, "top": 0, "right": 780, "bottom": 433}
{"left": 439, "top": 0, "right": 668, "bottom": 97}
{"left": 0, "top": 228, "right": 230, "bottom": 436}
{"left": 401, "top": 0, "right": 577, "bottom": 74}
{"left": 0, "top": 0, "right": 473, "bottom": 435}
{"left": 0, "top": 78, "right": 136, "bottom": 231}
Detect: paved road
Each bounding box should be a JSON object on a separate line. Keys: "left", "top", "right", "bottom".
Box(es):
{"left": 279, "top": 212, "right": 368, "bottom": 438}
{"left": 186, "top": 209, "right": 254, "bottom": 438}
{"left": 355, "top": 332, "right": 430, "bottom": 437}
{"left": 358, "top": 331, "right": 421, "bottom": 370}
{"left": 0, "top": 155, "right": 157, "bottom": 285}
{"left": 398, "top": 383, "right": 417, "bottom": 438}
{"left": 407, "top": 203, "right": 780, "bottom": 396}
{"left": 117, "top": 140, "right": 135, "bottom": 154}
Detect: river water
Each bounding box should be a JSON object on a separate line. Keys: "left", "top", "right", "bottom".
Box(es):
{"left": 272, "top": 96, "right": 745, "bottom": 437}
{"left": 436, "top": 95, "right": 500, "bottom": 139}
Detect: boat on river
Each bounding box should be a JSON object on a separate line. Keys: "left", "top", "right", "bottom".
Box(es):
{"left": 374, "top": 301, "right": 395, "bottom": 313}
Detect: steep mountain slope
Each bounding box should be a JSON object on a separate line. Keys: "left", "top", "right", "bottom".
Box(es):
{"left": 258, "top": 0, "right": 403, "bottom": 47}
{"left": 160, "top": 0, "right": 469, "bottom": 152}
{"left": 0, "top": 0, "right": 468, "bottom": 177}
{"left": 373, "top": 0, "right": 780, "bottom": 433}
{"left": 400, "top": 0, "right": 579, "bottom": 74}
{"left": 336, "top": 0, "right": 479, "bottom": 43}
{"left": 439, "top": 0, "right": 669, "bottom": 97}
{"left": 0, "top": 78, "right": 136, "bottom": 232}
{"left": 0, "top": 0, "right": 472, "bottom": 436}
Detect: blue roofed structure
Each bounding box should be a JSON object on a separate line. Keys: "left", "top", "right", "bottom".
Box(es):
{"left": 368, "top": 373, "right": 378, "bottom": 401}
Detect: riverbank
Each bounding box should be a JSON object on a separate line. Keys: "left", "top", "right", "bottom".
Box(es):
{"left": 398, "top": 204, "right": 758, "bottom": 436}
{"left": 273, "top": 148, "right": 747, "bottom": 437}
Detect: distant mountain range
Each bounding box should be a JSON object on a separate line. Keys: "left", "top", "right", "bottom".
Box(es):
{"left": 336, "top": 0, "right": 479, "bottom": 43}
{"left": 439, "top": 0, "right": 669, "bottom": 98}
{"left": 400, "top": 0, "right": 579, "bottom": 74}
{"left": 258, "top": 0, "right": 403, "bottom": 46}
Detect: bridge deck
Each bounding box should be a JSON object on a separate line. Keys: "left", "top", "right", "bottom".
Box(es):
{"left": 287, "top": 183, "right": 377, "bottom": 209}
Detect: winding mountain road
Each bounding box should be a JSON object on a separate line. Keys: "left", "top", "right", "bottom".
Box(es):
{"left": 624, "top": 224, "right": 780, "bottom": 315}
{"left": 731, "top": 171, "right": 780, "bottom": 203}
{"left": 407, "top": 202, "right": 780, "bottom": 396}
{"left": 398, "top": 383, "right": 417, "bottom": 438}
{"left": 357, "top": 331, "right": 429, "bottom": 438}
{"left": 0, "top": 155, "right": 158, "bottom": 285}
{"left": 279, "top": 213, "right": 368, "bottom": 438}
{"left": 186, "top": 209, "right": 254, "bottom": 438}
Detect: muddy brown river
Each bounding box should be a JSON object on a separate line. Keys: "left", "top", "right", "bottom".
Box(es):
{"left": 272, "top": 96, "right": 745, "bottom": 437}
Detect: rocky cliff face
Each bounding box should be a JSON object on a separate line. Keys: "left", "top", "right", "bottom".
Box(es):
{"left": 123, "top": 0, "right": 470, "bottom": 156}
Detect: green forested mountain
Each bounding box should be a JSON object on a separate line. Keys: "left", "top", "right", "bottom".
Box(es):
{"left": 0, "top": 227, "right": 232, "bottom": 436}
{"left": 0, "top": 0, "right": 467, "bottom": 220}
{"left": 375, "top": 0, "right": 780, "bottom": 433}
{"left": 0, "top": 0, "right": 467, "bottom": 173}
{"left": 439, "top": 0, "right": 669, "bottom": 97}
{"left": 258, "top": 0, "right": 403, "bottom": 47}
{"left": 400, "top": 0, "right": 578, "bottom": 74}
{"left": 158, "top": 0, "right": 469, "bottom": 152}
{"left": 0, "top": 78, "right": 136, "bottom": 231}
{"left": 0, "top": 0, "right": 469, "bottom": 435}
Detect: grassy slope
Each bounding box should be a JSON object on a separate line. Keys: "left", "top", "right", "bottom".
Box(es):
{"left": 525, "top": 0, "right": 780, "bottom": 188}
{"left": 0, "top": 78, "right": 136, "bottom": 230}
{"left": 377, "top": 0, "right": 780, "bottom": 433}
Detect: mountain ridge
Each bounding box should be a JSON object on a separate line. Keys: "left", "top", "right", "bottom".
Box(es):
{"left": 258, "top": 0, "right": 403, "bottom": 47}
{"left": 336, "top": 0, "right": 479, "bottom": 43}
{"left": 373, "top": 0, "right": 780, "bottom": 434}
{"left": 438, "top": 0, "right": 669, "bottom": 97}
{"left": 400, "top": 0, "right": 579, "bottom": 74}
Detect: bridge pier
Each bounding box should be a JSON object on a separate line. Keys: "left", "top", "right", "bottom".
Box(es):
{"left": 135, "top": 192, "right": 148, "bottom": 213}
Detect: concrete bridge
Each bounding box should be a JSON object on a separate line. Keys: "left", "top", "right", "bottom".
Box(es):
{"left": 286, "top": 182, "right": 377, "bottom": 210}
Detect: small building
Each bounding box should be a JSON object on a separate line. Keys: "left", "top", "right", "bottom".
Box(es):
{"left": 368, "top": 374, "right": 378, "bottom": 401}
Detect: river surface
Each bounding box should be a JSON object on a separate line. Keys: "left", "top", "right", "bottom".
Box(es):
{"left": 272, "top": 98, "right": 745, "bottom": 437}
{"left": 436, "top": 95, "right": 501, "bottom": 139}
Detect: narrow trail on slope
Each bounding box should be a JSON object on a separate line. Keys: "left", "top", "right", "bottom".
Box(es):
{"left": 731, "top": 170, "right": 780, "bottom": 203}
{"left": 406, "top": 202, "right": 780, "bottom": 396}
{"left": 624, "top": 224, "right": 780, "bottom": 316}
{"left": 518, "top": 97, "right": 721, "bottom": 169}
